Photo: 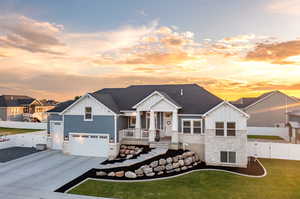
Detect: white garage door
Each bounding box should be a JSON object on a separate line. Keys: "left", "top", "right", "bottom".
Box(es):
{"left": 69, "top": 133, "right": 109, "bottom": 157}
{"left": 50, "top": 121, "right": 64, "bottom": 150}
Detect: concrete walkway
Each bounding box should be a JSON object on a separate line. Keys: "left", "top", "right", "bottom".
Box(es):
{"left": 97, "top": 148, "right": 168, "bottom": 169}
{"left": 0, "top": 150, "right": 108, "bottom": 199}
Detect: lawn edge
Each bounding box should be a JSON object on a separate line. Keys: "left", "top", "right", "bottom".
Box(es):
{"left": 67, "top": 159, "right": 267, "bottom": 194}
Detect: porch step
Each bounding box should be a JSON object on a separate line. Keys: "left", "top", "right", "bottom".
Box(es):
{"left": 96, "top": 148, "right": 168, "bottom": 169}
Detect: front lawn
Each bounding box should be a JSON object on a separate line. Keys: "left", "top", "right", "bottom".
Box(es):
{"left": 247, "top": 135, "right": 284, "bottom": 140}
{"left": 69, "top": 159, "right": 300, "bottom": 199}
{"left": 0, "top": 127, "right": 43, "bottom": 136}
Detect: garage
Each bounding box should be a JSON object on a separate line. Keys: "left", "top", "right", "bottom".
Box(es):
{"left": 68, "top": 133, "right": 109, "bottom": 157}
{"left": 50, "top": 121, "right": 64, "bottom": 150}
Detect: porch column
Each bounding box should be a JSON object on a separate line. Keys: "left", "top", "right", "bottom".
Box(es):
{"left": 149, "top": 110, "right": 156, "bottom": 142}
{"left": 135, "top": 111, "right": 141, "bottom": 138}
{"left": 171, "top": 110, "right": 179, "bottom": 143}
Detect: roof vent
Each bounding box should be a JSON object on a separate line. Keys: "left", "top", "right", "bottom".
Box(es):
{"left": 180, "top": 89, "right": 183, "bottom": 96}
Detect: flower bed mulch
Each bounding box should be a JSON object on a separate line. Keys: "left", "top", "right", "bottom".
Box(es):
{"left": 55, "top": 149, "right": 265, "bottom": 193}
{"left": 100, "top": 145, "right": 151, "bottom": 165}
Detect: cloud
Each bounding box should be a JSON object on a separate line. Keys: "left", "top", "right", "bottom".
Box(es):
{"left": 245, "top": 39, "right": 300, "bottom": 64}
{"left": 267, "top": 0, "right": 300, "bottom": 16}
{"left": 0, "top": 15, "right": 65, "bottom": 54}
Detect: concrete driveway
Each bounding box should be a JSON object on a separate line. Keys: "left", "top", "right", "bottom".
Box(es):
{"left": 0, "top": 150, "right": 108, "bottom": 199}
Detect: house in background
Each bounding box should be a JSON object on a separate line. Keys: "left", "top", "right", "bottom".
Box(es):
{"left": 0, "top": 95, "right": 57, "bottom": 122}
{"left": 287, "top": 109, "right": 300, "bottom": 144}
{"left": 231, "top": 91, "right": 300, "bottom": 127}
{"left": 48, "top": 84, "right": 249, "bottom": 168}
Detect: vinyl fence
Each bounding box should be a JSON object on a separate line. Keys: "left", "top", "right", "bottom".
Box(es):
{"left": 0, "top": 121, "right": 47, "bottom": 129}
{"left": 247, "top": 126, "right": 289, "bottom": 141}
{"left": 248, "top": 141, "right": 300, "bottom": 161}
{"left": 0, "top": 131, "right": 47, "bottom": 149}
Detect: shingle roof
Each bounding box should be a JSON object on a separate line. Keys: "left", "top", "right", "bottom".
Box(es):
{"left": 0, "top": 95, "right": 35, "bottom": 107}
{"left": 94, "top": 84, "right": 222, "bottom": 114}
{"left": 47, "top": 100, "right": 76, "bottom": 113}
{"left": 89, "top": 93, "right": 119, "bottom": 113}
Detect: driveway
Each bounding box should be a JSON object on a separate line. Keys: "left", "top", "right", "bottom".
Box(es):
{"left": 0, "top": 150, "right": 109, "bottom": 199}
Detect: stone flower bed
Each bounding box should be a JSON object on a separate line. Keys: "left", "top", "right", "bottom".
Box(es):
{"left": 101, "top": 145, "right": 150, "bottom": 165}
{"left": 96, "top": 150, "right": 201, "bottom": 179}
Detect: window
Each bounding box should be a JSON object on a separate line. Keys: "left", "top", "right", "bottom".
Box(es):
{"left": 183, "top": 120, "right": 191, "bottom": 133}
{"left": 182, "top": 120, "right": 202, "bottom": 134}
{"left": 215, "top": 122, "right": 224, "bottom": 136}
{"left": 84, "top": 107, "right": 92, "bottom": 120}
{"left": 193, "top": 121, "right": 201, "bottom": 134}
{"left": 220, "top": 151, "right": 236, "bottom": 163}
{"left": 227, "top": 122, "right": 236, "bottom": 136}
{"left": 129, "top": 116, "right": 136, "bottom": 128}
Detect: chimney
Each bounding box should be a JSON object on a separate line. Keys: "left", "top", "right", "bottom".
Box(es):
{"left": 180, "top": 89, "right": 183, "bottom": 96}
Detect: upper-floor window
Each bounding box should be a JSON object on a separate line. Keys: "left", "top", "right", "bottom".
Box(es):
{"left": 182, "top": 119, "right": 202, "bottom": 134}
{"left": 215, "top": 122, "right": 224, "bottom": 136}
{"left": 227, "top": 122, "right": 236, "bottom": 136}
{"left": 84, "top": 107, "right": 92, "bottom": 120}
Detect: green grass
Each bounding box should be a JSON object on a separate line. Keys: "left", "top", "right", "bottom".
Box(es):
{"left": 247, "top": 135, "right": 284, "bottom": 140}
{"left": 68, "top": 159, "right": 300, "bottom": 199}
{"left": 0, "top": 127, "right": 43, "bottom": 136}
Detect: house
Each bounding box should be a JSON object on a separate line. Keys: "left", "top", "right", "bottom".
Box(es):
{"left": 231, "top": 91, "right": 300, "bottom": 127}
{"left": 287, "top": 109, "right": 300, "bottom": 144}
{"left": 48, "top": 84, "right": 249, "bottom": 168}
{"left": 0, "top": 95, "right": 57, "bottom": 122}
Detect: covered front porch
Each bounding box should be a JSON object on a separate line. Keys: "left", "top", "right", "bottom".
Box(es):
{"left": 119, "top": 110, "right": 179, "bottom": 144}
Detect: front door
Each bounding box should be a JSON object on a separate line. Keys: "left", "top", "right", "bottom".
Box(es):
{"left": 164, "top": 112, "right": 172, "bottom": 136}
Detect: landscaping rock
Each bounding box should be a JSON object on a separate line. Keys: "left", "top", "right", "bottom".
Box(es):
{"left": 126, "top": 154, "right": 133, "bottom": 159}
{"left": 135, "top": 169, "right": 144, "bottom": 176}
{"left": 193, "top": 162, "right": 198, "bottom": 167}
{"left": 159, "top": 158, "right": 167, "bottom": 165}
{"left": 125, "top": 150, "right": 130, "bottom": 155}
{"left": 157, "top": 171, "right": 164, "bottom": 175}
{"left": 130, "top": 150, "right": 135, "bottom": 155}
{"left": 194, "top": 154, "right": 199, "bottom": 162}
{"left": 166, "top": 157, "right": 173, "bottom": 164}
{"left": 154, "top": 165, "right": 165, "bottom": 172}
{"left": 175, "top": 168, "right": 181, "bottom": 172}
{"left": 120, "top": 154, "right": 126, "bottom": 158}
{"left": 150, "top": 161, "right": 159, "bottom": 168}
{"left": 187, "top": 165, "right": 193, "bottom": 169}
{"left": 143, "top": 166, "right": 153, "bottom": 174}
{"left": 120, "top": 145, "right": 127, "bottom": 149}
{"left": 173, "top": 156, "right": 179, "bottom": 163}
{"left": 125, "top": 171, "right": 137, "bottom": 178}
{"left": 166, "top": 164, "right": 173, "bottom": 171}
{"left": 145, "top": 172, "right": 155, "bottom": 177}
{"left": 96, "top": 171, "right": 107, "bottom": 176}
{"left": 178, "top": 159, "right": 185, "bottom": 167}
{"left": 181, "top": 166, "right": 187, "bottom": 170}
{"left": 166, "top": 169, "right": 175, "bottom": 174}
{"left": 172, "top": 162, "right": 180, "bottom": 169}
{"left": 184, "top": 157, "right": 193, "bottom": 166}
{"left": 178, "top": 155, "right": 183, "bottom": 160}
{"left": 108, "top": 172, "right": 115, "bottom": 177}
{"left": 115, "top": 171, "right": 124, "bottom": 177}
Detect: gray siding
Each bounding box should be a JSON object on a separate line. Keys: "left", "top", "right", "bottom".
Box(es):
{"left": 178, "top": 116, "right": 202, "bottom": 132}
{"left": 47, "top": 113, "right": 63, "bottom": 133}
{"left": 117, "top": 116, "right": 128, "bottom": 141}
{"left": 0, "top": 107, "right": 7, "bottom": 120}
{"left": 64, "top": 115, "right": 115, "bottom": 140}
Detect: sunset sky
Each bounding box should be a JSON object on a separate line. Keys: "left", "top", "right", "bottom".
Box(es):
{"left": 0, "top": 0, "right": 300, "bottom": 101}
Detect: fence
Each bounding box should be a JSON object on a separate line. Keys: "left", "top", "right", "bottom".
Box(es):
{"left": 0, "top": 131, "right": 47, "bottom": 149}
{"left": 248, "top": 141, "right": 300, "bottom": 161}
{"left": 0, "top": 121, "right": 47, "bottom": 129}
{"left": 247, "top": 126, "right": 289, "bottom": 140}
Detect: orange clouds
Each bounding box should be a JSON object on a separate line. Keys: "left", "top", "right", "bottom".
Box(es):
{"left": 245, "top": 40, "right": 300, "bottom": 64}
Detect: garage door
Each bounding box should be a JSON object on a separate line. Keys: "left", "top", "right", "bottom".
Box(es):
{"left": 69, "top": 133, "right": 109, "bottom": 157}
{"left": 50, "top": 121, "right": 64, "bottom": 150}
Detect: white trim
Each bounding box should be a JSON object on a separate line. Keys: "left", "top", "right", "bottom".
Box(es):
{"left": 178, "top": 114, "right": 203, "bottom": 116}
{"left": 203, "top": 101, "right": 249, "bottom": 118}
{"left": 114, "top": 115, "right": 117, "bottom": 143}
{"left": 60, "top": 93, "right": 117, "bottom": 116}
{"left": 132, "top": 91, "right": 181, "bottom": 109}
{"left": 244, "top": 91, "right": 299, "bottom": 110}
{"left": 181, "top": 119, "right": 202, "bottom": 135}
{"left": 83, "top": 106, "right": 93, "bottom": 121}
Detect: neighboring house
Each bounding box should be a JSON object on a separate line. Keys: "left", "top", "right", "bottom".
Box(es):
{"left": 231, "top": 91, "right": 300, "bottom": 127}
{"left": 287, "top": 109, "right": 300, "bottom": 144}
{"left": 48, "top": 84, "right": 249, "bottom": 168}
{"left": 0, "top": 95, "right": 57, "bottom": 122}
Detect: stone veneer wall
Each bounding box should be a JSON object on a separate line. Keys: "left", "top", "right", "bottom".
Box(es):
{"left": 204, "top": 130, "right": 247, "bottom": 168}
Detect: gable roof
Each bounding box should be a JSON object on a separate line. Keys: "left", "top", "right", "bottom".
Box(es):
{"left": 47, "top": 100, "right": 76, "bottom": 113}
{"left": 0, "top": 95, "right": 35, "bottom": 107}
{"left": 49, "top": 84, "right": 223, "bottom": 114}
{"left": 203, "top": 101, "right": 249, "bottom": 118}
{"left": 132, "top": 90, "right": 182, "bottom": 109}
{"left": 231, "top": 91, "right": 299, "bottom": 109}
